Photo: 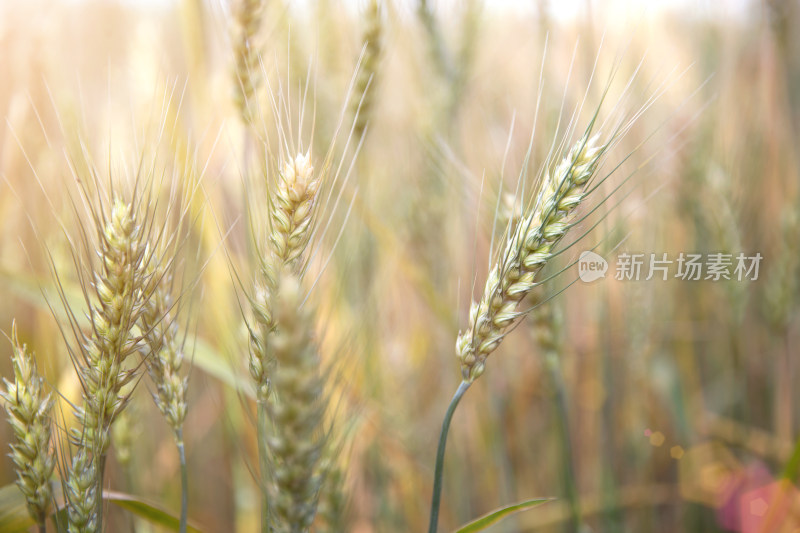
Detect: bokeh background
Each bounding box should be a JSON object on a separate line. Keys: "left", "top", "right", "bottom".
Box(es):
{"left": 1, "top": 0, "right": 798, "bottom": 531}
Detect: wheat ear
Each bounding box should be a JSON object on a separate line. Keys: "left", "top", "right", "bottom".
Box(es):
{"left": 141, "top": 272, "right": 187, "bottom": 434}
{"left": 456, "top": 132, "right": 605, "bottom": 382}
{"left": 140, "top": 263, "right": 190, "bottom": 532}
{"left": 64, "top": 447, "right": 97, "bottom": 533}
{"left": 1, "top": 322, "right": 55, "bottom": 533}
{"left": 67, "top": 197, "right": 151, "bottom": 533}
{"left": 250, "top": 151, "right": 319, "bottom": 399}
{"left": 247, "top": 149, "right": 324, "bottom": 533}
{"left": 232, "top": 0, "right": 266, "bottom": 125}
{"left": 352, "top": 0, "right": 382, "bottom": 141}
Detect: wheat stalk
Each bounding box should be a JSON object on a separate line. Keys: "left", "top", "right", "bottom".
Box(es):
{"left": 1, "top": 322, "right": 55, "bottom": 533}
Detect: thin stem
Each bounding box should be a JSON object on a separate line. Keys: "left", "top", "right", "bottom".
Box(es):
{"left": 177, "top": 429, "right": 188, "bottom": 533}
{"left": 37, "top": 512, "right": 46, "bottom": 533}
{"left": 427, "top": 380, "right": 471, "bottom": 533}
{"left": 257, "top": 399, "right": 271, "bottom": 533}
{"left": 121, "top": 455, "right": 137, "bottom": 532}
{"left": 546, "top": 352, "right": 581, "bottom": 533}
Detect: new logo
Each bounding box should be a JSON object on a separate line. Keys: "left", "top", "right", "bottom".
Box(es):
{"left": 578, "top": 251, "right": 608, "bottom": 282}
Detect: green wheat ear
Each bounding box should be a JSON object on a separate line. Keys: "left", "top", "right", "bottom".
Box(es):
{"left": 266, "top": 269, "right": 327, "bottom": 532}
{"left": 315, "top": 456, "right": 350, "bottom": 533}
{"left": 64, "top": 196, "right": 150, "bottom": 533}
{"left": 456, "top": 132, "right": 606, "bottom": 382}
{"left": 1, "top": 321, "right": 55, "bottom": 530}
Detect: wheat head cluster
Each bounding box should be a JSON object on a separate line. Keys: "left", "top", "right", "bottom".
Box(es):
{"left": 1, "top": 1, "right": 799, "bottom": 533}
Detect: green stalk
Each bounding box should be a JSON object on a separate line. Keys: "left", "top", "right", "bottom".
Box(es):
{"left": 257, "top": 399, "right": 271, "bottom": 533}
{"left": 546, "top": 352, "right": 581, "bottom": 533}
{"left": 177, "top": 429, "right": 188, "bottom": 533}
{"left": 427, "top": 380, "right": 471, "bottom": 533}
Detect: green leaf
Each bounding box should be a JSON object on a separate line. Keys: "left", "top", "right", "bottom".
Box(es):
{"left": 190, "top": 337, "right": 255, "bottom": 398}
{"left": 0, "top": 483, "right": 34, "bottom": 533}
{"left": 51, "top": 506, "right": 69, "bottom": 533}
{"left": 453, "top": 498, "right": 552, "bottom": 533}
{"left": 105, "top": 491, "right": 206, "bottom": 533}
{"left": 0, "top": 268, "right": 87, "bottom": 327}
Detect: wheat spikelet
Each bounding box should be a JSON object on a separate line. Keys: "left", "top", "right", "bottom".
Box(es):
{"left": 266, "top": 270, "right": 326, "bottom": 532}
{"left": 456, "top": 132, "right": 605, "bottom": 382}
{"left": 269, "top": 152, "right": 320, "bottom": 270}
{"left": 1, "top": 322, "right": 55, "bottom": 528}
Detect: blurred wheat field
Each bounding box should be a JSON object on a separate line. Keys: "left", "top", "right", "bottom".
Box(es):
{"left": 1, "top": 0, "right": 799, "bottom": 532}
